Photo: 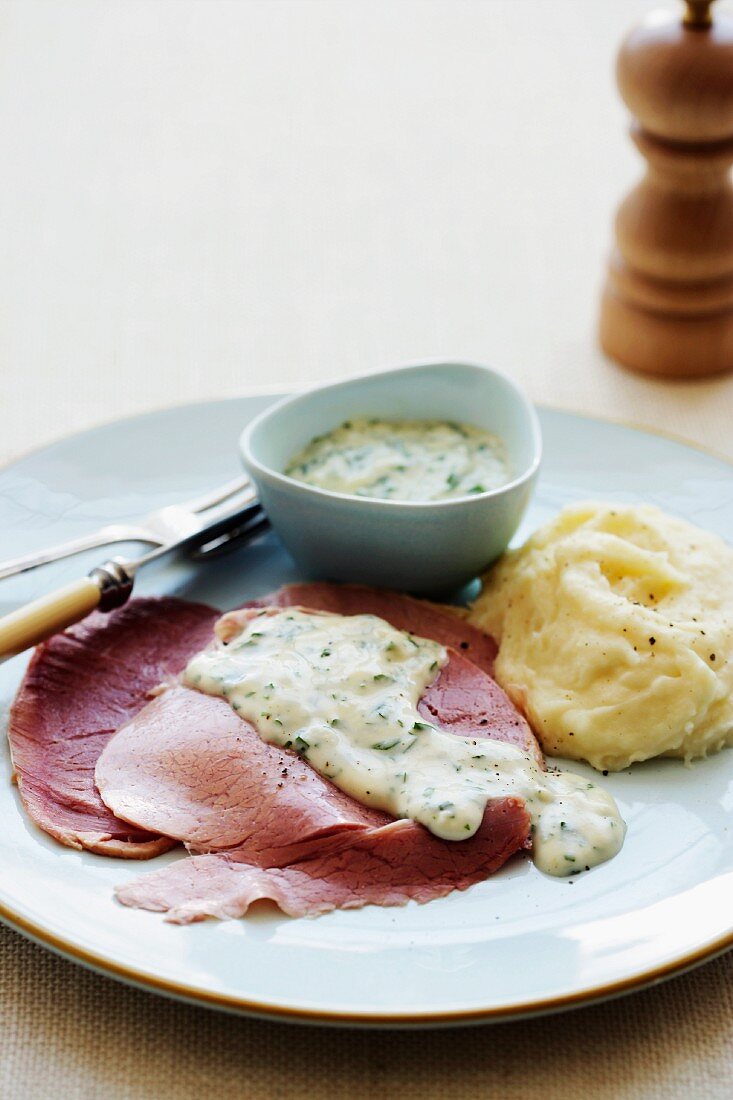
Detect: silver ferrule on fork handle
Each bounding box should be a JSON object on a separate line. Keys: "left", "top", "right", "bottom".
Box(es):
{"left": 88, "top": 558, "right": 136, "bottom": 612}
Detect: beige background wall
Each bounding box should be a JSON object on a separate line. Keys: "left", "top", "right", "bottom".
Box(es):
{"left": 2, "top": 0, "right": 732, "bottom": 467}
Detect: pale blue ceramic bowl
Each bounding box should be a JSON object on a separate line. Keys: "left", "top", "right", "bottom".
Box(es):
{"left": 240, "top": 361, "right": 541, "bottom": 594}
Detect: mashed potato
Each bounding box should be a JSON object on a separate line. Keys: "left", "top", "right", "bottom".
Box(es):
{"left": 470, "top": 502, "right": 733, "bottom": 771}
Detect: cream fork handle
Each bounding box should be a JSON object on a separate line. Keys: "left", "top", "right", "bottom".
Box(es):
{"left": 0, "top": 576, "right": 103, "bottom": 660}
{"left": 0, "top": 525, "right": 154, "bottom": 580}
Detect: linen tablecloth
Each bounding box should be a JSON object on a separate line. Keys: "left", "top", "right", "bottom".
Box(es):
{"left": 1, "top": 2, "right": 732, "bottom": 1096}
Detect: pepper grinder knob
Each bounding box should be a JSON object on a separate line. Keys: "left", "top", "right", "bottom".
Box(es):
{"left": 683, "top": 0, "right": 714, "bottom": 27}
{"left": 599, "top": 0, "right": 733, "bottom": 377}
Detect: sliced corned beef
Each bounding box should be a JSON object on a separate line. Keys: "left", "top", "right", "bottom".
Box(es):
{"left": 8, "top": 581, "right": 536, "bottom": 921}
{"left": 115, "top": 800, "right": 531, "bottom": 923}
{"left": 96, "top": 684, "right": 389, "bottom": 865}
{"left": 95, "top": 647, "right": 536, "bottom": 864}
{"left": 415, "top": 646, "right": 541, "bottom": 762}
{"left": 7, "top": 597, "right": 217, "bottom": 857}
{"left": 97, "top": 597, "right": 536, "bottom": 920}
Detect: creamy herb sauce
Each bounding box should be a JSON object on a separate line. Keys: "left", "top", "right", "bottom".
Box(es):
{"left": 285, "top": 418, "right": 510, "bottom": 502}
{"left": 184, "top": 609, "right": 625, "bottom": 876}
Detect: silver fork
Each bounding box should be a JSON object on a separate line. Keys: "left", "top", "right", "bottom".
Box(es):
{"left": 0, "top": 474, "right": 259, "bottom": 580}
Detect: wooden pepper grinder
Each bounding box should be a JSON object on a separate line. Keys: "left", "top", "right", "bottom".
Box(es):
{"left": 599, "top": 0, "right": 733, "bottom": 378}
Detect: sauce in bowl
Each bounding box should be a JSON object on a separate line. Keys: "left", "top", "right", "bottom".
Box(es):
{"left": 240, "top": 361, "right": 541, "bottom": 592}
{"left": 285, "top": 418, "right": 510, "bottom": 502}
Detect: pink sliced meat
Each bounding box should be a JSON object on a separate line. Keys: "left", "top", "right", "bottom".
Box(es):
{"left": 8, "top": 597, "right": 218, "bottom": 857}
{"left": 97, "top": 593, "right": 537, "bottom": 920}
{"left": 416, "top": 646, "right": 541, "bottom": 762}
{"left": 8, "top": 579, "right": 535, "bottom": 922}
{"left": 96, "top": 685, "right": 389, "bottom": 866}
{"left": 116, "top": 801, "right": 530, "bottom": 923}
{"left": 96, "top": 647, "right": 537, "bottom": 862}
{"left": 246, "top": 582, "right": 498, "bottom": 675}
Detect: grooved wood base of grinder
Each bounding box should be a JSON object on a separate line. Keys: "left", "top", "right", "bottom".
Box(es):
{"left": 600, "top": 287, "right": 733, "bottom": 379}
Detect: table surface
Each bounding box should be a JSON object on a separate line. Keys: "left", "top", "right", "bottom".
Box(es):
{"left": 1, "top": 1, "right": 732, "bottom": 1097}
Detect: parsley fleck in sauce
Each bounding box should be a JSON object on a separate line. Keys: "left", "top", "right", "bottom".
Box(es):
{"left": 284, "top": 418, "right": 510, "bottom": 502}
{"left": 184, "top": 608, "right": 625, "bottom": 876}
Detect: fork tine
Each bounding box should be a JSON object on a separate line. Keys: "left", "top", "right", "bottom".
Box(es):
{"left": 189, "top": 510, "right": 270, "bottom": 560}
{"left": 183, "top": 483, "right": 259, "bottom": 529}
{"left": 173, "top": 474, "right": 253, "bottom": 516}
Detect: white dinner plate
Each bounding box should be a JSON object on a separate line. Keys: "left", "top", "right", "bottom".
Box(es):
{"left": 1, "top": 396, "right": 732, "bottom": 1026}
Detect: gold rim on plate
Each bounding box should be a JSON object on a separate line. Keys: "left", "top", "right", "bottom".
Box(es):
{"left": 0, "top": 899, "right": 732, "bottom": 1025}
